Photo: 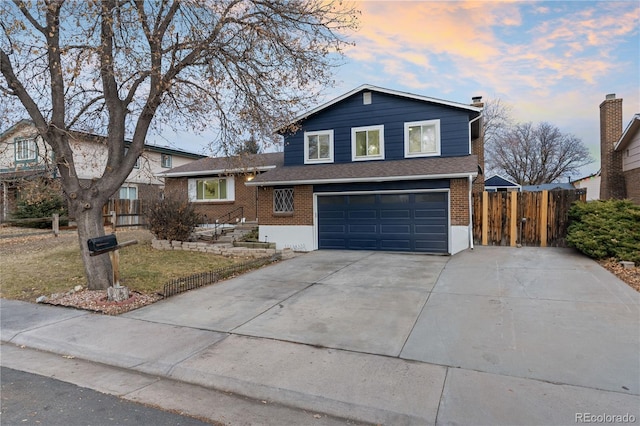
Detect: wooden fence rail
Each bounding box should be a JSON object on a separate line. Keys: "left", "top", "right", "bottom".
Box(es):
{"left": 102, "top": 199, "right": 147, "bottom": 227}
{"left": 473, "top": 189, "right": 586, "bottom": 247}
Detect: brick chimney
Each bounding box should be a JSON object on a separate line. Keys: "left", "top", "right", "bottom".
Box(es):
{"left": 471, "top": 96, "right": 485, "bottom": 193}
{"left": 599, "top": 94, "right": 626, "bottom": 199}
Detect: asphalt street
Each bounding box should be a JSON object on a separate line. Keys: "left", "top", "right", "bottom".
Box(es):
{"left": 0, "top": 367, "right": 215, "bottom": 426}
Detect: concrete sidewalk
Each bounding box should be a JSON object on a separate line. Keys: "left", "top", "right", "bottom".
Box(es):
{"left": 2, "top": 247, "right": 639, "bottom": 425}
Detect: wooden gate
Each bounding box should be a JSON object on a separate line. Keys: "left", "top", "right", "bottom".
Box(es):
{"left": 102, "top": 199, "right": 146, "bottom": 227}
{"left": 472, "top": 189, "right": 586, "bottom": 247}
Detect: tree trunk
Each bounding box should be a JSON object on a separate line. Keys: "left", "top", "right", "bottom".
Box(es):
{"left": 73, "top": 202, "right": 113, "bottom": 290}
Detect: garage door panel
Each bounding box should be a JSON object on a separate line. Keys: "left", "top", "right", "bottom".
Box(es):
{"left": 348, "top": 210, "right": 377, "bottom": 220}
{"left": 380, "top": 209, "right": 411, "bottom": 219}
{"left": 380, "top": 239, "right": 411, "bottom": 250}
{"left": 381, "top": 224, "right": 411, "bottom": 235}
{"left": 349, "top": 224, "right": 377, "bottom": 233}
{"left": 317, "top": 192, "right": 448, "bottom": 253}
{"left": 320, "top": 224, "right": 347, "bottom": 233}
{"left": 414, "top": 224, "right": 447, "bottom": 234}
{"left": 348, "top": 239, "right": 378, "bottom": 250}
{"left": 414, "top": 208, "right": 447, "bottom": 219}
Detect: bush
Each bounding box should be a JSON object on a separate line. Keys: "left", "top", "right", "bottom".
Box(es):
{"left": 567, "top": 199, "right": 640, "bottom": 263}
{"left": 13, "top": 179, "right": 68, "bottom": 228}
{"left": 145, "top": 194, "right": 202, "bottom": 241}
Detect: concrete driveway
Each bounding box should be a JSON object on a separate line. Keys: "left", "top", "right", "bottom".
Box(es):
{"left": 124, "top": 246, "right": 640, "bottom": 396}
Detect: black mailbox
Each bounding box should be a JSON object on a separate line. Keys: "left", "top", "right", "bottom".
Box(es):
{"left": 88, "top": 234, "right": 118, "bottom": 254}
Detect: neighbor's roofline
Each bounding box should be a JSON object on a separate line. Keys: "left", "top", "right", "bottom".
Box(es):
{"left": 280, "top": 84, "right": 483, "bottom": 132}
{"left": 158, "top": 165, "right": 277, "bottom": 178}
{"left": 614, "top": 113, "right": 640, "bottom": 151}
{"left": 246, "top": 172, "right": 477, "bottom": 187}
{"left": 0, "top": 120, "right": 204, "bottom": 159}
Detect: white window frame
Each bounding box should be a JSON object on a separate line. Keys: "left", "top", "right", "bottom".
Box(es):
{"left": 404, "top": 119, "right": 441, "bottom": 158}
{"left": 351, "top": 125, "right": 385, "bottom": 161}
{"left": 304, "top": 130, "right": 334, "bottom": 164}
{"left": 188, "top": 177, "right": 235, "bottom": 202}
{"left": 15, "top": 138, "right": 37, "bottom": 161}
{"left": 118, "top": 185, "right": 138, "bottom": 200}
{"left": 161, "top": 154, "right": 172, "bottom": 168}
{"left": 273, "top": 187, "right": 294, "bottom": 213}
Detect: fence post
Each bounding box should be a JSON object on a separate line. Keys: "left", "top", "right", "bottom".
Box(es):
{"left": 481, "top": 191, "right": 488, "bottom": 246}
{"left": 509, "top": 192, "right": 518, "bottom": 246}
{"left": 52, "top": 213, "right": 59, "bottom": 237}
{"left": 111, "top": 211, "right": 116, "bottom": 233}
{"left": 540, "top": 190, "right": 548, "bottom": 247}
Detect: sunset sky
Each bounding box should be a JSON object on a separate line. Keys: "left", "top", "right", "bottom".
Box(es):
{"left": 169, "top": 0, "right": 640, "bottom": 179}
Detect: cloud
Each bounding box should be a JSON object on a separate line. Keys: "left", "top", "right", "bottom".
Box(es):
{"left": 345, "top": 0, "right": 638, "bottom": 99}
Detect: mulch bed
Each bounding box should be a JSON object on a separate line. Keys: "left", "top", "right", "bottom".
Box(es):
{"left": 45, "top": 290, "right": 162, "bottom": 315}
{"left": 598, "top": 258, "right": 640, "bottom": 292}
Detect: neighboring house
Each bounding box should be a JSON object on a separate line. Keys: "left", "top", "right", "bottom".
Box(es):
{"left": 160, "top": 152, "right": 284, "bottom": 223}
{"left": 246, "top": 85, "right": 484, "bottom": 254}
{"left": 484, "top": 175, "right": 521, "bottom": 192}
{"left": 0, "top": 120, "right": 204, "bottom": 220}
{"left": 572, "top": 171, "right": 600, "bottom": 201}
{"left": 614, "top": 113, "right": 640, "bottom": 204}
{"left": 599, "top": 94, "right": 640, "bottom": 203}
{"left": 521, "top": 182, "right": 575, "bottom": 192}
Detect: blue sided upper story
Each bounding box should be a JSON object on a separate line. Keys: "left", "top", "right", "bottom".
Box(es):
{"left": 282, "top": 85, "right": 483, "bottom": 167}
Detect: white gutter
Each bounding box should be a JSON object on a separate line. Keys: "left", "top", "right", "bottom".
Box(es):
{"left": 468, "top": 174, "right": 474, "bottom": 250}
{"left": 158, "top": 165, "right": 276, "bottom": 178}
{"left": 246, "top": 171, "right": 478, "bottom": 187}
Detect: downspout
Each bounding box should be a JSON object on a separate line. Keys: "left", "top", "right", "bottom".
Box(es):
{"left": 468, "top": 174, "right": 474, "bottom": 250}
{"left": 467, "top": 113, "right": 482, "bottom": 251}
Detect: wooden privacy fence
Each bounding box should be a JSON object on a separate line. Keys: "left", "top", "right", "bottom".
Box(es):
{"left": 472, "top": 189, "right": 587, "bottom": 247}
{"left": 102, "top": 199, "right": 147, "bottom": 227}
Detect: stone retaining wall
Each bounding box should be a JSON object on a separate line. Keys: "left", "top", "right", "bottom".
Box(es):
{"left": 151, "top": 239, "right": 295, "bottom": 259}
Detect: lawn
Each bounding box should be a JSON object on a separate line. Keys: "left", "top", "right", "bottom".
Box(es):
{"left": 0, "top": 228, "right": 244, "bottom": 302}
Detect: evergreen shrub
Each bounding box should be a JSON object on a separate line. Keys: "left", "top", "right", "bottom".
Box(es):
{"left": 567, "top": 199, "right": 640, "bottom": 263}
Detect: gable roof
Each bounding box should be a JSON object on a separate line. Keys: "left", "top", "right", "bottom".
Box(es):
{"left": 282, "top": 84, "right": 483, "bottom": 131}
{"left": 246, "top": 155, "right": 478, "bottom": 186}
{"left": 484, "top": 175, "right": 520, "bottom": 188}
{"left": 0, "top": 120, "right": 205, "bottom": 159}
{"left": 615, "top": 114, "right": 640, "bottom": 151}
{"left": 159, "top": 152, "right": 284, "bottom": 177}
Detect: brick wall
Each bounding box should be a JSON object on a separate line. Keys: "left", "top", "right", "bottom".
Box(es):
{"left": 257, "top": 185, "right": 314, "bottom": 226}
{"left": 450, "top": 178, "right": 470, "bottom": 226}
{"left": 599, "top": 95, "right": 626, "bottom": 199}
{"left": 624, "top": 168, "right": 640, "bottom": 204}
{"left": 164, "top": 176, "right": 260, "bottom": 222}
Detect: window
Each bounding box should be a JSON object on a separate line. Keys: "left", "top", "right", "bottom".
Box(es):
{"left": 161, "top": 154, "right": 172, "bottom": 168}
{"left": 404, "top": 120, "right": 441, "bottom": 157}
{"left": 352, "top": 125, "right": 384, "bottom": 161}
{"left": 274, "top": 188, "right": 294, "bottom": 213}
{"left": 196, "top": 178, "right": 228, "bottom": 200}
{"left": 304, "top": 130, "right": 333, "bottom": 164}
{"left": 119, "top": 185, "right": 138, "bottom": 200}
{"left": 15, "top": 138, "right": 37, "bottom": 161}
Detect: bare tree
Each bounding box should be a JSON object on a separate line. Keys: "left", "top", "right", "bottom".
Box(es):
{"left": 1, "top": 0, "right": 358, "bottom": 290}
{"left": 487, "top": 121, "right": 592, "bottom": 185}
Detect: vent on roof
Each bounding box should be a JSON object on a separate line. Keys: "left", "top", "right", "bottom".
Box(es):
{"left": 363, "top": 92, "right": 372, "bottom": 105}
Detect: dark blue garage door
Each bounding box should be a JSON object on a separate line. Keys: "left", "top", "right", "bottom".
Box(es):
{"left": 317, "top": 192, "right": 448, "bottom": 253}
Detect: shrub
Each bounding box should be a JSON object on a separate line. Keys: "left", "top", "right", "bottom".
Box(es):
{"left": 567, "top": 199, "right": 640, "bottom": 263}
{"left": 13, "top": 179, "right": 68, "bottom": 228}
{"left": 145, "top": 194, "right": 202, "bottom": 241}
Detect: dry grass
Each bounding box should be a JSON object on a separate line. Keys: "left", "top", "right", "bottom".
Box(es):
{"left": 0, "top": 228, "right": 242, "bottom": 302}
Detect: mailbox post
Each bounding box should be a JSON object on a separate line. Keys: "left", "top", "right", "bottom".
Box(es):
{"left": 87, "top": 234, "right": 137, "bottom": 301}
